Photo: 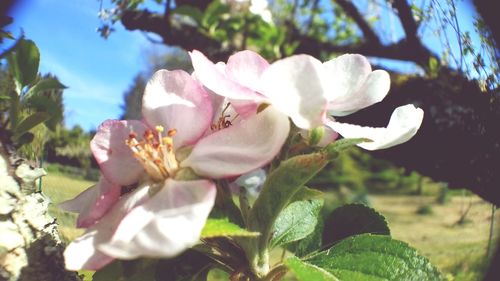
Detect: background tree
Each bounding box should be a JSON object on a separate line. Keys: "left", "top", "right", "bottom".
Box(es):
{"left": 102, "top": 0, "right": 499, "bottom": 204}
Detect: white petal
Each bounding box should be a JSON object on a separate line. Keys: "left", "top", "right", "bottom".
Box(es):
{"left": 326, "top": 104, "right": 424, "bottom": 150}
{"left": 260, "top": 55, "right": 328, "bottom": 129}
{"left": 226, "top": 50, "right": 269, "bottom": 91}
{"left": 190, "top": 50, "right": 263, "bottom": 100}
{"left": 98, "top": 179, "right": 216, "bottom": 259}
{"left": 59, "top": 176, "right": 121, "bottom": 228}
{"left": 143, "top": 69, "right": 213, "bottom": 148}
{"left": 64, "top": 230, "right": 114, "bottom": 271}
{"left": 91, "top": 120, "right": 147, "bottom": 186}
{"left": 182, "top": 106, "right": 290, "bottom": 178}
{"left": 64, "top": 184, "right": 151, "bottom": 270}
{"left": 324, "top": 54, "right": 390, "bottom": 116}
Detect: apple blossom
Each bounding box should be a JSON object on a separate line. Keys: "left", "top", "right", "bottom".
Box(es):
{"left": 190, "top": 50, "right": 423, "bottom": 150}
{"left": 61, "top": 69, "right": 289, "bottom": 270}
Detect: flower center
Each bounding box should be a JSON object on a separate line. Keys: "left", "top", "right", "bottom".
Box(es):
{"left": 211, "top": 102, "right": 239, "bottom": 131}
{"left": 126, "top": 126, "right": 178, "bottom": 182}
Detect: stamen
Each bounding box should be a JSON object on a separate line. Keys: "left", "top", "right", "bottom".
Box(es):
{"left": 125, "top": 126, "right": 179, "bottom": 182}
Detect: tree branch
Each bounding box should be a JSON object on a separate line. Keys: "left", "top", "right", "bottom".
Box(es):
{"left": 392, "top": 0, "right": 420, "bottom": 44}
{"left": 120, "top": 9, "right": 232, "bottom": 61}
{"left": 334, "top": 0, "right": 381, "bottom": 45}
{"left": 294, "top": 31, "right": 435, "bottom": 67}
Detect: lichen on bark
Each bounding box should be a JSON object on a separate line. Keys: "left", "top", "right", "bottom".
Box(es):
{"left": 0, "top": 138, "right": 81, "bottom": 281}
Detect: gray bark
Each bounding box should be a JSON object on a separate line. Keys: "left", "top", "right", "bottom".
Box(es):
{"left": 0, "top": 137, "right": 81, "bottom": 281}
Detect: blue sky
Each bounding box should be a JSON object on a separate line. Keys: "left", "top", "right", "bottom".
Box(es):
{"left": 8, "top": 0, "right": 163, "bottom": 131}
{"left": 6, "top": 0, "right": 490, "bottom": 131}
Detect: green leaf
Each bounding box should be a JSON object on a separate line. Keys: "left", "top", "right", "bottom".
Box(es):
{"left": 174, "top": 5, "right": 204, "bottom": 24}
{"left": 323, "top": 204, "right": 390, "bottom": 247}
{"left": 323, "top": 138, "right": 369, "bottom": 159}
{"left": 92, "top": 260, "right": 122, "bottom": 281}
{"left": 93, "top": 259, "right": 157, "bottom": 281}
{"left": 15, "top": 132, "right": 34, "bottom": 146}
{"left": 287, "top": 213, "right": 324, "bottom": 257}
{"left": 306, "top": 234, "right": 443, "bottom": 281}
{"left": 285, "top": 256, "right": 338, "bottom": 281}
{"left": 0, "top": 95, "right": 10, "bottom": 100}
{"left": 247, "top": 152, "right": 329, "bottom": 245}
{"left": 23, "top": 77, "right": 66, "bottom": 101}
{"left": 7, "top": 39, "right": 40, "bottom": 91}
{"left": 24, "top": 95, "right": 64, "bottom": 130}
{"left": 201, "top": 0, "right": 229, "bottom": 28}
{"left": 201, "top": 218, "right": 259, "bottom": 238}
{"left": 13, "top": 112, "right": 51, "bottom": 139}
{"left": 290, "top": 186, "right": 324, "bottom": 203}
{"left": 271, "top": 199, "right": 323, "bottom": 248}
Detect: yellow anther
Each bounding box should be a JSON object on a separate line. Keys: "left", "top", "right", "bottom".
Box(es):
{"left": 156, "top": 125, "right": 164, "bottom": 133}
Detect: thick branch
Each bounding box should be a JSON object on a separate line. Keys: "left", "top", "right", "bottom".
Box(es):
{"left": 294, "top": 32, "right": 435, "bottom": 67}
{"left": 120, "top": 9, "right": 231, "bottom": 61}
{"left": 392, "top": 0, "right": 420, "bottom": 44}
{"left": 334, "top": 0, "right": 381, "bottom": 44}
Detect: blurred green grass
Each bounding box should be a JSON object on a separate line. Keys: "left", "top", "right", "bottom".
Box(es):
{"left": 41, "top": 171, "right": 498, "bottom": 281}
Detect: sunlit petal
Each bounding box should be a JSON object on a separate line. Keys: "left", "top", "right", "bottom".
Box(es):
{"left": 142, "top": 69, "right": 213, "bottom": 148}
{"left": 189, "top": 50, "right": 263, "bottom": 100}
{"left": 64, "top": 184, "right": 151, "bottom": 270}
{"left": 59, "top": 176, "right": 121, "bottom": 228}
{"left": 324, "top": 54, "right": 390, "bottom": 116}
{"left": 98, "top": 179, "right": 216, "bottom": 259}
{"left": 260, "top": 55, "right": 328, "bottom": 129}
{"left": 183, "top": 106, "right": 290, "bottom": 178}
{"left": 226, "top": 50, "right": 269, "bottom": 91}
{"left": 326, "top": 104, "right": 424, "bottom": 150}
{"left": 91, "top": 119, "right": 147, "bottom": 186}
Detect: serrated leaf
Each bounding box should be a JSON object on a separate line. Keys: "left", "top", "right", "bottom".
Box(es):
{"left": 285, "top": 256, "right": 338, "bottom": 281}
{"left": 271, "top": 199, "right": 323, "bottom": 248}
{"left": 248, "top": 152, "right": 329, "bottom": 245}
{"left": 307, "top": 234, "right": 443, "bottom": 281}
{"left": 323, "top": 138, "right": 369, "bottom": 159}
{"left": 13, "top": 112, "right": 51, "bottom": 139}
{"left": 323, "top": 204, "right": 390, "bottom": 247}
{"left": 201, "top": 218, "right": 259, "bottom": 238}
{"left": 23, "top": 77, "right": 66, "bottom": 101}
{"left": 7, "top": 39, "right": 40, "bottom": 91}
{"left": 287, "top": 213, "right": 324, "bottom": 257}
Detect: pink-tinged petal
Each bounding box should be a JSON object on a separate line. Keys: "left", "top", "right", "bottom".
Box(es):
{"left": 190, "top": 50, "right": 264, "bottom": 101}
{"left": 64, "top": 184, "right": 151, "bottom": 270}
{"left": 64, "top": 230, "right": 114, "bottom": 271}
{"left": 98, "top": 179, "right": 216, "bottom": 259}
{"left": 325, "top": 104, "right": 424, "bottom": 150}
{"left": 183, "top": 106, "right": 290, "bottom": 178}
{"left": 324, "top": 54, "right": 390, "bottom": 116}
{"left": 260, "top": 54, "right": 328, "bottom": 129}
{"left": 60, "top": 177, "right": 121, "bottom": 228}
{"left": 91, "top": 120, "right": 147, "bottom": 186}
{"left": 143, "top": 69, "right": 213, "bottom": 148}
{"left": 228, "top": 98, "right": 259, "bottom": 118}
{"left": 317, "top": 125, "right": 340, "bottom": 147}
{"left": 226, "top": 50, "right": 269, "bottom": 91}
